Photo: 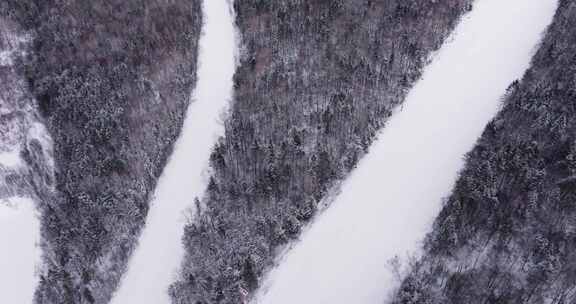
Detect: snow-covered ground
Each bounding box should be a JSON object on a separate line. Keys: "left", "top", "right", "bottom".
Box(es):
{"left": 109, "top": 1, "right": 237, "bottom": 303}
{"left": 0, "top": 150, "right": 22, "bottom": 168}
{"left": 0, "top": 22, "right": 49, "bottom": 304}
{"left": 252, "top": 0, "right": 558, "bottom": 303}
{"left": 0, "top": 197, "right": 41, "bottom": 304}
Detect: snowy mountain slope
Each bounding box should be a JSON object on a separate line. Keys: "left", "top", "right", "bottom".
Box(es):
{"left": 1, "top": 1, "right": 572, "bottom": 304}
{"left": 252, "top": 0, "right": 557, "bottom": 303}
{"left": 170, "top": 1, "right": 474, "bottom": 303}
{"left": 392, "top": 1, "right": 576, "bottom": 303}
{"left": 110, "top": 0, "right": 237, "bottom": 303}
{"left": 2, "top": 1, "right": 204, "bottom": 303}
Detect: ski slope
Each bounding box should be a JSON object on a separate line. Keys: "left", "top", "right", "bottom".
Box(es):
{"left": 253, "top": 0, "right": 558, "bottom": 303}
{"left": 109, "top": 0, "right": 237, "bottom": 303}
{"left": 0, "top": 197, "right": 41, "bottom": 304}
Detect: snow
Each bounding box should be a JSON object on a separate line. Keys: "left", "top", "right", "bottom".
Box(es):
{"left": 109, "top": 0, "right": 237, "bottom": 303}
{"left": 26, "top": 122, "right": 55, "bottom": 174}
{"left": 0, "top": 150, "right": 22, "bottom": 168}
{"left": 0, "top": 50, "right": 13, "bottom": 66}
{"left": 0, "top": 197, "right": 41, "bottom": 304}
{"left": 252, "top": 0, "right": 558, "bottom": 303}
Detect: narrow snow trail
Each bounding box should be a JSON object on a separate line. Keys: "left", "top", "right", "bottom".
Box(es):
{"left": 253, "top": 1, "right": 557, "bottom": 303}
{"left": 0, "top": 197, "right": 41, "bottom": 303}
{"left": 110, "top": 1, "right": 236, "bottom": 303}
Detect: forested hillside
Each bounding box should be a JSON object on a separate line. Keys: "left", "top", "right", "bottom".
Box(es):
{"left": 392, "top": 1, "right": 576, "bottom": 303}
{"left": 170, "top": 1, "right": 474, "bottom": 303}
{"left": 3, "top": 1, "right": 202, "bottom": 303}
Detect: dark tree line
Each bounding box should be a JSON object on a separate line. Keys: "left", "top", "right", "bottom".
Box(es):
{"left": 3, "top": 1, "right": 202, "bottom": 303}
{"left": 392, "top": 1, "right": 576, "bottom": 303}
{"left": 170, "top": 1, "right": 474, "bottom": 303}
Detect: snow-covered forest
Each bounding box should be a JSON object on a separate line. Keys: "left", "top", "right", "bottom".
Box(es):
{"left": 252, "top": 0, "right": 556, "bottom": 303}
{"left": 110, "top": 0, "right": 236, "bottom": 303}
{"left": 1, "top": 0, "right": 575, "bottom": 303}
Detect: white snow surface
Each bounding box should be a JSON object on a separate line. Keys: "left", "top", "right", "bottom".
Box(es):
{"left": 109, "top": 0, "right": 237, "bottom": 303}
{"left": 0, "top": 197, "right": 41, "bottom": 304}
{"left": 0, "top": 150, "right": 22, "bottom": 168}
{"left": 253, "top": 0, "right": 558, "bottom": 303}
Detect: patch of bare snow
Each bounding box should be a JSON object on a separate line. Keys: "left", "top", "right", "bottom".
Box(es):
{"left": 0, "top": 150, "right": 22, "bottom": 168}
{"left": 0, "top": 197, "right": 41, "bottom": 304}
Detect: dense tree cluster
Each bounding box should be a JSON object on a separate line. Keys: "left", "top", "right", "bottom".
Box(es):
{"left": 3, "top": 1, "right": 202, "bottom": 303}
{"left": 170, "top": 1, "right": 473, "bottom": 303}
{"left": 392, "top": 2, "right": 576, "bottom": 303}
